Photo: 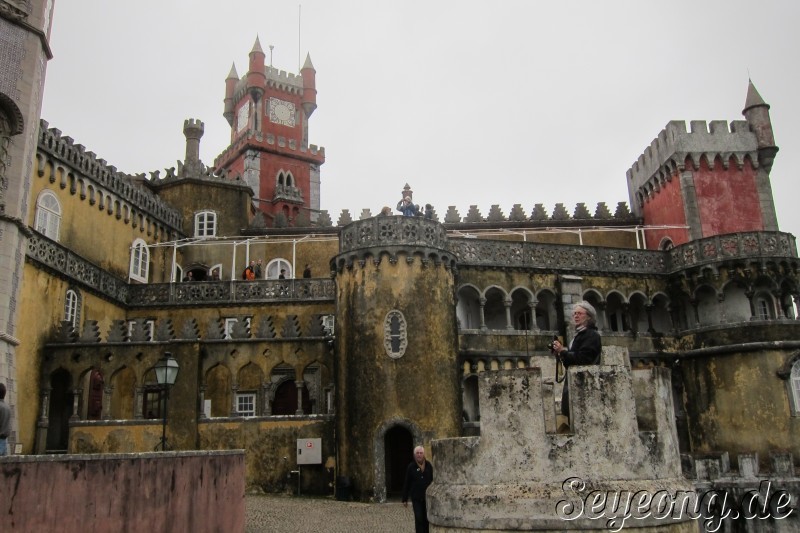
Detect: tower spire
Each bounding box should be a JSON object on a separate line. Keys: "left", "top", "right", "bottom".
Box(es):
{"left": 742, "top": 79, "right": 778, "bottom": 172}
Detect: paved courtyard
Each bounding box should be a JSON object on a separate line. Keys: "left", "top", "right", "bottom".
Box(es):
{"left": 246, "top": 494, "right": 416, "bottom": 533}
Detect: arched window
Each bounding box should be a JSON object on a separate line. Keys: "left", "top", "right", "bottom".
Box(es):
{"left": 276, "top": 170, "right": 295, "bottom": 187}
{"left": 266, "top": 258, "right": 292, "bottom": 279}
{"left": 194, "top": 210, "right": 217, "bottom": 237}
{"left": 35, "top": 190, "right": 61, "bottom": 240}
{"left": 64, "top": 289, "right": 81, "bottom": 328}
{"left": 129, "top": 238, "right": 149, "bottom": 282}
{"left": 384, "top": 310, "right": 408, "bottom": 359}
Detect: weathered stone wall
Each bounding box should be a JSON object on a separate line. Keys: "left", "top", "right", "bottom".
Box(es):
{"left": 199, "top": 416, "right": 335, "bottom": 494}
{"left": 14, "top": 263, "right": 127, "bottom": 454}
{"left": 152, "top": 178, "right": 252, "bottom": 241}
{"left": 334, "top": 217, "right": 462, "bottom": 501}
{"left": 428, "top": 347, "right": 695, "bottom": 531}
{"left": 0, "top": 451, "right": 245, "bottom": 533}
{"left": 681, "top": 348, "right": 800, "bottom": 464}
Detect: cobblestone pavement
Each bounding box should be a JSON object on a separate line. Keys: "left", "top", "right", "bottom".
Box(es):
{"left": 246, "top": 494, "right": 416, "bottom": 533}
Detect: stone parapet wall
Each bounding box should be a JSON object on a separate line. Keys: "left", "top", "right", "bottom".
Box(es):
{"left": 319, "top": 202, "right": 637, "bottom": 228}
{"left": 0, "top": 451, "right": 245, "bottom": 533}
{"left": 128, "top": 278, "right": 335, "bottom": 307}
{"left": 428, "top": 346, "right": 695, "bottom": 530}
{"left": 37, "top": 120, "right": 183, "bottom": 231}
{"left": 27, "top": 232, "right": 129, "bottom": 303}
{"left": 667, "top": 230, "right": 797, "bottom": 271}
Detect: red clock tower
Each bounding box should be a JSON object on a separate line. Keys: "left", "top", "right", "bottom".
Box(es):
{"left": 214, "top": 37, "right": 325, "bottom": 227}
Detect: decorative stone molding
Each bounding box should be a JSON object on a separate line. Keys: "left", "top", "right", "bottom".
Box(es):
{"left": 449, "top": 231, "right": 797, "bottom": 276}
{"left": 383, "top": 310, "right": 407, "bottom": 359}
{"left": 27, "top": 233, "right": 129, "bottom": 304}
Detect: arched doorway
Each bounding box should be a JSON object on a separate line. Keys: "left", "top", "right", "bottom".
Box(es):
{"left": 384, "top": 425, "right": 413, "bottom": 499}
{"left": 46, "top": 369, "right": 73, "bottom": 452}
{"left": 272, "top": 379, "right": 311, "bottom": 415}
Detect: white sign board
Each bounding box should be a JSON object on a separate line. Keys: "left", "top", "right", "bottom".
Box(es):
{"left": 297, "top": 438, "right": 322, "bottom": 465}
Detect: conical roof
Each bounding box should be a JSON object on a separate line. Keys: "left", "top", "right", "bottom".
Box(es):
{"left": 743, "top": 79, "right": 769, "bottom": 113}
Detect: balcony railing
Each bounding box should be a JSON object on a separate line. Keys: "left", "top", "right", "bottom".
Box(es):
{"left": 128, "top": 278, "right": 335, "bottom": 306}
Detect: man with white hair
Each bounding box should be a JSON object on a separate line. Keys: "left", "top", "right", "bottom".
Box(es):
{"left": 402, "top": 445, "right": 433, "bottom": 533}
{"left": 551, "top": 301, "right": 602, "bottom": 420}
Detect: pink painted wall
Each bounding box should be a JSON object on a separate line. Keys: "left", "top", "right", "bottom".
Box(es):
{"left": 641, "top": 170, "right": 689, "bottom": 249}
{"left": 1, "top": 451, "right": 245, "bottom": 532}
{"left": 694, "top": 156, "right": 763, "bottom": 236}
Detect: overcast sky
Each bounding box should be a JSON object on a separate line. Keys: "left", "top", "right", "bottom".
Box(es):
{"left": 41, "top": 1, "right": 800, "bottom": 243}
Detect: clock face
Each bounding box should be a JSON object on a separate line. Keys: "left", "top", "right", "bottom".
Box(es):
{"left": 269, "top": 97, "right": 296, "bottom": 127}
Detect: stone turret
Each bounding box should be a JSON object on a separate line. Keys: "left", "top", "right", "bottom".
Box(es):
{"left": 742, "top": 80, "right": 778, "bottom": 172}
{"left": 300, "top": 53, "right": 317, "bottom": 118}
{"left": 223, "top": 63, "right": 239, "bottom": 127}
{"left": 246, "top": 36, "right": 266, "bottom": 103}
{"left": 183, "top": 118, "right": 204, "bottom": 166}
{"left": 332, "top": 216, "right": 461, "bottom": 502}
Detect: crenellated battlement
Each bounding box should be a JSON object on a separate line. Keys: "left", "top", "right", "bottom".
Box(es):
{"left": 232, "top": 68, "right": 305, "bottom": 102}
{"left": 182, "top": 118, "right": 204, "bottom": 137}
{"left": 37, "top": 120, "right": 184, "bottom": 231}
{"left": 626, "top": 119, "right": 759, "bottom": 211}
{"left": 213, "top": 128, "right": 325, "bottom": 169}
{"left": 314, "top": 201, "right": 636, "bottom": 228}
{"left": 266, "top": 66, "right": 304, "bottom": 90}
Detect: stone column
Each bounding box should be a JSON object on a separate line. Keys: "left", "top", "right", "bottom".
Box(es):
{"left": 70, "top": 389, "right": 81, "bottom": 421}
{"left": 134, "top": 387, "right": 143, "bottom": 419}
{"left": 199, "top": 386, "right": 207, "bottom": 419}
{"left": 504, "top": 298, "right": 513, "bottom": 330}
{"left": 295, "top": 380, "right": 305, "bottom": 415}
{"left": 596, "top": 301, "right": 608, "bottom": 331}
{"left": 102, "top": 385, "right": 113, "bottom": 420}
{"left": 557, "top": 275, "right": 584, "bottom": 343}
{"left": 745, "top": 290, "right": 756, "bottom": 320}
{"left": 263, "top": 383, "right": 272, "bottom": 416}
{"left": 479, "top": 297, "right": 487, "bottom": 330}
{"left": 773, "top": 291, "right": 786, "bottom": 319}
{"left": 527, "top": 302, "right": 538, "bottom": 332}
{"left": 35, "top": 388, "right": 51, "bottom": 454}
{"left": 231, "top": 384, "right": 239, "bottom": 416}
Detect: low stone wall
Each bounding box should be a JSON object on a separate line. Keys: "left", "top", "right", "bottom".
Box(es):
{"left": 0, "top": 450, "right": 245, "bottom": 532}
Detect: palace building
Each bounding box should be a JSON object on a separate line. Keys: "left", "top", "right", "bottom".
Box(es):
{"left": 2, "top": 4, "right": 799, "bottom": 518}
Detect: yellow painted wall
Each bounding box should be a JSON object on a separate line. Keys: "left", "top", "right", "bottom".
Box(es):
{"left": 31, "top": 156, "right": 173, "bottom": 280}
{"left": 15, "top": 264, "right": 127, "bottom": 453}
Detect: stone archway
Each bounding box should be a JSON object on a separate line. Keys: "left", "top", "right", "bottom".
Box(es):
{"left": 46, "top": 369, "right": 73, "bottom": 452}
{"left": 384, "top": 425, "right": 413, "bottom": 499}
{"left": 373, "top": 418, "right": 423, "bottom": 503}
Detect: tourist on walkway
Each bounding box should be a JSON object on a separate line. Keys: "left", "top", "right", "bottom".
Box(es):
{"left": 402, "top": 445, "right": 433, "bottom": 533}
